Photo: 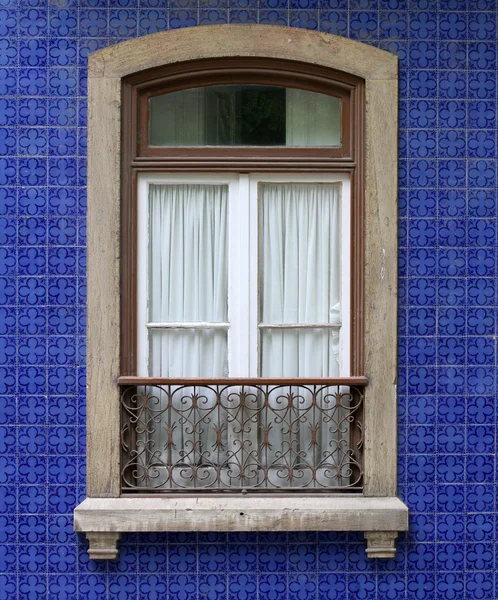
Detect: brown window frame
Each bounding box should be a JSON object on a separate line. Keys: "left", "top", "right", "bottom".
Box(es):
{"left": 120, "top": 56, "right": 366, "bottom": 379}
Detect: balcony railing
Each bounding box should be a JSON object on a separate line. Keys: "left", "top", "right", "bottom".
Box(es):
{"left": 119, "top": 377, "right": 366, "bottom": 494}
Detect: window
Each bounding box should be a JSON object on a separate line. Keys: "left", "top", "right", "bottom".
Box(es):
{"left": 137, "top": 173, "right": 350, "bottom": 379}
{"left": 75, "top": 25, "right": 407, "bottom": 560}
{"left": 120, "top": 62, "right": 364, "bottom": 495}
{"left": 127, "top": 173, "right": 355, "bottom": 492}
{"left": 148, "top": 85, "right": 341, "bottom": 147}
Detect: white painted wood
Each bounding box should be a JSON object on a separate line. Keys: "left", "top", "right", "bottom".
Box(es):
{"left": 75, "top": 496, "right": 408, "bottom": 534}
{"left": 258, "top": 323, "right": 342, "bottom": 329}
{"left": 228, "top": 173, "right": 252, "bottom": 376}
{"left": 146, "top": 322, "right": 230, "bottom": 329}
{"left": 136, "top": 174, "right": 148, "bottom": 378}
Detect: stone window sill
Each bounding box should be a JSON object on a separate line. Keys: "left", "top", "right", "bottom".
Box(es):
{"left": 74, "top": 495, "right": 408, "bottom": 559}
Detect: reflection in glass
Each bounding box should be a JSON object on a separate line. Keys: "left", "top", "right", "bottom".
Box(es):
{"left": 149, "top": 85, "right": 341, "bottom": 147}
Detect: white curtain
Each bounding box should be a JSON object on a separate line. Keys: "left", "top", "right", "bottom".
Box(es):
{"left": 260, "top": 182, "right": 341, "bottom": 375}
{"left": 147, "top": 183, "right": 228, "bottom": 476}
{"left": 259, "top": 183, "right": 342, "bottom": 483}
{"left": 148, "top": 183, "right": 228, "bottom": 377}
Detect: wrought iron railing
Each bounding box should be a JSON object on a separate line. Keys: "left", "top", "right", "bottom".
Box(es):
{"left": 119, "top": 377, "right": 366, "bottom": 493}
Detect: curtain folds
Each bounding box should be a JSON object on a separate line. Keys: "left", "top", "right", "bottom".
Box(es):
{"left": 260, "top": 183, "right": 341, "bottom": 377}
{"left": 148, "top": 183, "right": 228, "bottom": 377}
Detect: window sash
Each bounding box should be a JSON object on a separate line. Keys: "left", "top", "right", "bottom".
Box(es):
{"left": 137, "top": 172, "right": 351, "bottom": 378}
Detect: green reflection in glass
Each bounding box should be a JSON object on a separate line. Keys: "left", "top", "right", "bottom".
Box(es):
{"left": 149, "top": 85, "right": 341, "bottom": 147}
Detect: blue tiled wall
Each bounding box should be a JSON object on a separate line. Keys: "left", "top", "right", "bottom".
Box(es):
{"left": 0, "top": 0, "right": 496, "bottom": 598}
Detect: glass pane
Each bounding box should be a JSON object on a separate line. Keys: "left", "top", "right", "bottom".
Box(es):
{"left": 259, "top": 183, "right": 341, "bottom": 325}
{"left": 149, "top": 85, "right": 341, "bottom": 147}
{"left": 149, "top": 329, "right": 228, "bottom": 377}
{"left": 148, "top": 183, "right": 228, "bottom": 323}
{"left": 260, "top": 328, "right": 340, "bottom": 377}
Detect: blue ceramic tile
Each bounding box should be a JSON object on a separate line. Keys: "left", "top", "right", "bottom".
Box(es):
{"left": 139, "top": 9, "right": 168, "bottom": 33}
{"left": 409, "top": 11, "right": 437, "bottom": 39}
{"left": 436, "top": 513, "right": 465, "bottom": 542}
{"left": 468, "top": 11, "right": 496, "bottom": 40}
{"left": 438, "top": 41, "right": 466, "bottom": 69}
{"left": 0, "top": 4, "right": 497, "bottom": 600}
{"left": 319, "top": 0, "right": 347, "bottom": 7}
{"left": 320, "top": 10, "right": 347, "bottom": 35}
{"left": 438, "top": 70, "right": 466, "bottom": 99}
{"left": 169, "top": 9, "right": 198, "bottom": 28}
{"left": 468, "top": 70, "right": 496, "bottom": 100}
{"left": 79, "top": 9, "right": 108, "bottom": 36}
{"left": 19, "top": 8, "right": 48, "bottom": 36}
{"left": 19, "top": 38, "right": 47, "bottom": 68}
{"left": 409, "top": 40, "right": 436, "bottom": 68}
{"left": 379, "top": 11, "right": 407, "bottom": 39}
{"left": 468, "top": 99, "right": 495, "bottom": 129}
{"left": 229, "top": 9, "right": 258, "bottom": 23}
{"left": 438, "top": 12, "right": 466, "bottom": 40}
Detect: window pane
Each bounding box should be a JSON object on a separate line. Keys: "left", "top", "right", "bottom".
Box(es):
{"left": 149, "top": 329, "right": 228, "bottom": 377}
{"left": 148, "top": 183, "right": 228, "bottom": 323}
{"left": 149, "top": 85, "right": 341, "bottom": 147}
{"left": 259, "top": 182, "right": 341, "bottom": 376}
{"left": 260, "top": 328, "right": 339, "bottom": 377}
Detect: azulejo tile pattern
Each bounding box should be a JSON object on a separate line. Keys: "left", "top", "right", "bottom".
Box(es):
{"left": 0, "top": 0, "right": 496, "bottom": 598}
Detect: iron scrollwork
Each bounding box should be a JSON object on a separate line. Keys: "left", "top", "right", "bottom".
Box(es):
{"left": 120, "top": 380, "right": 364, "bottom": 493}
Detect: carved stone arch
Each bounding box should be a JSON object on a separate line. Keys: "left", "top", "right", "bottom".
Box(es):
{"left": 78, "top": 25, "right": 406, "bottom": 560}
{"left": 89, "top": 24, "right": 397, "bottom": 79}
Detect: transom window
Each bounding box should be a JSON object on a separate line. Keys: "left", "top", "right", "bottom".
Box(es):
{"left": 149, "top": 85, "right": 341, "bottom": 147}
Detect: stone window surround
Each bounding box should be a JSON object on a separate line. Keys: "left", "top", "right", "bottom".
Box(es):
{"left": 73, "top": 24, "right": 408, "bottom": 560}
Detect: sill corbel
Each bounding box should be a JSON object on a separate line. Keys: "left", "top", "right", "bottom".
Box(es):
{"left": 74, "top": 495, "right": 408, "bottom": 559}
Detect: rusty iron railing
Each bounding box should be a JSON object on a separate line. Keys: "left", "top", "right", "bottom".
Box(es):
{"left": 119, "top": 377, "right": 366, "bottom": 494}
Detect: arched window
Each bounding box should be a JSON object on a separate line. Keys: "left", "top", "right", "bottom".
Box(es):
{"left": 75, "top": 25, "right": 407, "bottom": 561}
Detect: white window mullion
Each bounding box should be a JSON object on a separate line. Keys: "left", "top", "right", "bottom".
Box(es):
{"left": 248, "top": 174, "right": 258, "bottom": 377}
{"left": 228, "top": 174, "right": 252, "bottom": 376}
{"left": 137, "top": 176, "right": 149, "bottom": 377}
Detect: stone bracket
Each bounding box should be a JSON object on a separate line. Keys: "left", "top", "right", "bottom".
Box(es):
{"left": 86, "top": 532, "right": 121, "bottom": 560}
{"left": 364, "top": 531, "right": 399, "bottom": 558}
{"left": 75, "top": 496, "right": 408, "bottom": 559}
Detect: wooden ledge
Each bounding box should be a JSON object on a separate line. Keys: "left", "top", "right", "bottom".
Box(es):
{"left": 74, "top": 496, "right": 408, "bottom": 559}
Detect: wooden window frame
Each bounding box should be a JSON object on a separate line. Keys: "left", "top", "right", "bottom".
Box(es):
{"left": 132, "top": 58, "right": 354, "bottom": 162}
{"left": 74, "top": 25, "right": 408, "bottom": 560}
{"left": 120, "top": 57, "right": 364, "bottom": 379}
